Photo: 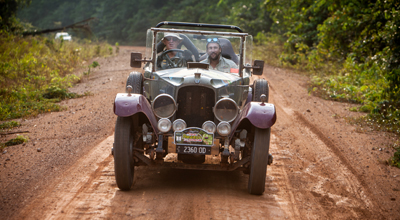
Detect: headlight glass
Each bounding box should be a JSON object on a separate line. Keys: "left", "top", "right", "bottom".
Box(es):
{"left": 173, "top": 119, "right": 187, "bottom": 132}
{"left": 202, "top": 121, "right": 216, "bottom": 133}
{"left": 217, "top": 122, "right": 231, "bottom": 136}
{"left": 152, "top": 94, "right": 177, "bottom": 118}
{"left": 158, "top": 118, "right": 172, "bottom": 133}
{"left": 214, "top": 98, "right": 239, "bottom": 122}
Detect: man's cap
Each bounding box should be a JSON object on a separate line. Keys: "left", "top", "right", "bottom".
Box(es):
{"left": 162, "top": 33, "right": 183, "bottom": 41}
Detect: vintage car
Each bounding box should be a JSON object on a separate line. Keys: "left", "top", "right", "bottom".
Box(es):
{"left": 113, "top": 21, "right": 276, "bottom": 195}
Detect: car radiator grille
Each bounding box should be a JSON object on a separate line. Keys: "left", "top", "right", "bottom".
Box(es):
{"left": 176, "top": 86, "right": 215, "bottom": 127}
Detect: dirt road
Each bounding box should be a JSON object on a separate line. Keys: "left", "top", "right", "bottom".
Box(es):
{"left": 1, "top": 47, "right": 399, "bottom": 219}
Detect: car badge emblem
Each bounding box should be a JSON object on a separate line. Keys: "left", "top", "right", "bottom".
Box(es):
{"left": 194, "top": 72, "right": 201, "bottom": 84}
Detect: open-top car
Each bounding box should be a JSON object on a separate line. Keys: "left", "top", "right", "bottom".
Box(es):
{"left": 113, "top": 21, "right": 276, "bottom": 195}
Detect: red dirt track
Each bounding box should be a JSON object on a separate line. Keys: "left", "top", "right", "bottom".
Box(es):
{"left": 1, "top": 46, "right": 399, "bottom": 219}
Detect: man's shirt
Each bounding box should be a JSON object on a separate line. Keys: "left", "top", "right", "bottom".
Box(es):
{"left": 200, "top": 56, "right": 238, "bottom": 73}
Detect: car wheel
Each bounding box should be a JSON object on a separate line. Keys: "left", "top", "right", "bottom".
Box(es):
{"left": 253, "top": 79, "right": 269, "bottom": 102}
{"left": 114, "top": 116, "right": 135, "bottom": 191}
{"left": 248, "top": 127, "right": 270, "bottom": 195}
{"left": 126, "top": 72, "right": 142, "bottom": 93}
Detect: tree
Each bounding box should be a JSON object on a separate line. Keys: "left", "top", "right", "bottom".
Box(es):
{"left": 0, "top": 0, "right": 31, "bottom": 31}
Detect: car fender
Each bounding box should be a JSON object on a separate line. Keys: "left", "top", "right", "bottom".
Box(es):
{"left": 230, "top": 102, "right": 276, "bottom": 137}
{"left": 114, "top": 93, "right": 158, "bottom": 133}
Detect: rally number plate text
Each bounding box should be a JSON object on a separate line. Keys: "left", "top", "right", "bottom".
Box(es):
{"left": 176, "top": 146, "right": 211, "bottom": 155}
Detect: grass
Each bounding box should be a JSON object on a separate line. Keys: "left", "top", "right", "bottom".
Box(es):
{"left": 0, "top": 121, "right": 20, "bottom": 130}
{"left": 389, "top": 146, "right": 400, "bottom": 168}
{"left": 0, "top": 135, "right": 29, "bottom": 150}
{"left": 0, "top": 31, "right": 111, "bottom": 121}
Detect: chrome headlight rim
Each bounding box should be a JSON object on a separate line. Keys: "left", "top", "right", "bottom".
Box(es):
{"left": 157, "top": 118, "right": 172, "bottom": 133}
{"left": 172, "top": 119, "right": 187, "bottom": 132}
{"left": 213, "top": 98, "right": 239, "bottom": 123}
{"left": 217, "top": 121, "right": 231, "bottom": 136}
{"left": 202, "top": 120, "right": 216, "bottom": 133}
{"left": 152, "top": 94, "right": 177, "bottom": 118}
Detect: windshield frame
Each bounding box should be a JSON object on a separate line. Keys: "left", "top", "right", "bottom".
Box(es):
{"left": 150, "top": 28, "right": 249, "bottom": 77}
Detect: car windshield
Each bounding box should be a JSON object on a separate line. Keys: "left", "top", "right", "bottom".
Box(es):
{"left": 151, "top": 31, "right": 251, "bottom": 74}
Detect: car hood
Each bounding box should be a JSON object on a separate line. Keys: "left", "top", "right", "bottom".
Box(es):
{"left": 156, "top": 68, "right": 243, "bottom": 88}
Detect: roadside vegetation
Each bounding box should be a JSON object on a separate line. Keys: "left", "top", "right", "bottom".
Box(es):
{"left": 0, "top": 135, "right": 29, "bottom": 150}
{"left": 388, "top": 142, "right": 400, "bottom": 168}
{"left": 252, "top": 0, "right": 400, "bottom": 166}
{"left": 0, "top": 32, "right": 111, "bottom": 121}
{"left": 253, "top": 1, "right": 399, "bottom": 136}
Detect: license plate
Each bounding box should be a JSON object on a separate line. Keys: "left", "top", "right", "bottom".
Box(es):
{"left": 176, "top": 145, "right": 211, "bottom": 155}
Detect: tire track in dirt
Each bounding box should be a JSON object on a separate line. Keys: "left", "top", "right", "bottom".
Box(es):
{"left": 266, "top": 66, "right": 389, "bottom": 219}
{"left": 294, "top": 111, "right": 373, "bottom": 196}
{"left": 272, "top": 101, "right": 375, "bottom": 219}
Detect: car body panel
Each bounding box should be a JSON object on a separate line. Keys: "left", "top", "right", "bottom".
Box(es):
{"left": 230, "top": 102, "right": 276, "bottom": 139}
{"left": 113, "top": 93, "right": 159, "bottom": 133}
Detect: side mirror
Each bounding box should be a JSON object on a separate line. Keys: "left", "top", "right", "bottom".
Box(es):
{"left": 130, "top": 52, "right": 142, "bottom": 68}
{"left": 252, "top": 60, "right": 264, "bottom": 75}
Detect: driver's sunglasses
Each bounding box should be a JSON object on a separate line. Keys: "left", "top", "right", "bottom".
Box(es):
{"left": 207, "top": 38, "right": 219, "bottom": 43}
{"left": 165, "top": 37, "right": 179, "bottom": 42}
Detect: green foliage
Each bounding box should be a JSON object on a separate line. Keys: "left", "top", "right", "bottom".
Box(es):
{"left": 0, "top": 33, "right": 111, "bottom": 120}
{"left": 0, "top": 0, "right": 31, "bottom": 32}
{"left": 115, "top": 42, "right": 119, "bottom": 54}
{"left": 17, "top": 0, "right": 268, "bottom": 45}
{"left": 389, "top": 146, "right": 400, "bottom": 168}
{"left": 0, "top": 121, "right": 20, "bottom": 130}
{"left": 260, "top": 0, "right": 400, "bottom": 136}
{"left": 1, "top": 135, "right": 29, "bottom": 149}
{"left": 42, "top": 86, "right": 79, "bottom": 100}
{"left": 253, "top": 33, "right": 284, "bottom": 66}
{"left": 83, "top": 61, "right": 100, "bottom": 81}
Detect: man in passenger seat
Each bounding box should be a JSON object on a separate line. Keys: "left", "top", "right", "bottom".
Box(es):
{"left": 200, "top": 38, "right": 238, "bottom": 73}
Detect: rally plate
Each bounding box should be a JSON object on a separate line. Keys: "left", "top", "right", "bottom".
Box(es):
{"left": 174, "top": 127, "right": 214, "bottom": 146}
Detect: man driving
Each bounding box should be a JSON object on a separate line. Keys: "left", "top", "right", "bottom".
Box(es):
{"left": 157, "top": 33, "right": 184, "bottom": 69}
{"left": 200, "top": 38, "right": 238, "bottom": 73}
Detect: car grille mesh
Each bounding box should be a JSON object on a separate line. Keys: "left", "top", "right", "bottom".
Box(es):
{"left": 176, "top": 86, "right": 215, "bottom": 127}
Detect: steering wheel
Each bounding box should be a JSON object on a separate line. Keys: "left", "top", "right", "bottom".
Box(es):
{"left": 159, "top": 49, "right": 186, "bottom": 69}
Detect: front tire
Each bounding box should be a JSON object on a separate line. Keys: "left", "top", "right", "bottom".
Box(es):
{"left": 126, "top": 72, "right": 142, "bottom": 93}
{"left": 248, "top": 128, "right": 271, "bottom": 195}
{"left": 114, "top": 116, "right": 135, "bottom": 190}
{"left": 253, "top": 79, "right": 269, "bottom": 102}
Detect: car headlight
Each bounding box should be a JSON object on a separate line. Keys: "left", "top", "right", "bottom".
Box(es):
{"left": 217, "top": 122, "right": 231, "bottom": 136}
{"left": 214, "top": 98, "right": 239, "bottom": 122}
{"left": 152, "top": 94, "right": 177, "bottom": 118}
{"left": 158, "top": 118, "right": 172, "bottom": 133}
{"left": 173, "top": 119, "right": 187, "bottom": 132}
{"left": 202, "top": 121, "right": 216, "bottom": 133}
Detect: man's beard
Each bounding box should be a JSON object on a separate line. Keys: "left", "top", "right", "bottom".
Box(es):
{"left": 209, "top": 52, "right": 220, "bottom": 61}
